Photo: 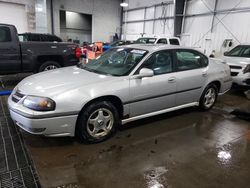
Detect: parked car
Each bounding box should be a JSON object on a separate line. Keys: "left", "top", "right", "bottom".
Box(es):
{"left": 135, "top": 36, "right": 180, "bottom": 45}
{"left": 103, "top": 40, "right": 134, "bottom": 51}
{"left": 18, "top": 33, "right": 62, "bottom": 42}
{"left": 8, "top": 44, "right": 232, "bottom": 143}
{"left": 0, "top": 24, "right": 79, "bottom": 74}
{"left": 223, "top": 44, "right": 250, "bottom": 87}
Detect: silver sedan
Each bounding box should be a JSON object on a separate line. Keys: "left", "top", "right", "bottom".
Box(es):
{"left": 8, "top": 45, "right": 232, "bottom": 143}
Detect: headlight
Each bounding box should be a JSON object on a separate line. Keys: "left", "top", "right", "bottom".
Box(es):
{"left": 243, "top": 64, "right": 250, "bottom": 74}
{"left": 23, "top": 96, "right": 56, "bottom": 111}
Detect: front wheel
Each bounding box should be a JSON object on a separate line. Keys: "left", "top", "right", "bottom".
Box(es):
{"left": 76, "top": 101, "right": 119, "bottom": 143}
{"left": 199, "top": 84, "right": 218, "bottom": 110}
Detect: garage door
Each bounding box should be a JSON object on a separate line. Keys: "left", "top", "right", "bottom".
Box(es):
{"left": 0, "top": 2, "right": 28, "bottom": 33}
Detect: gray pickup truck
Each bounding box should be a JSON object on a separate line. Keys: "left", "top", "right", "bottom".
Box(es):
{"left": 0, "top": 24, "right": 79, "bottom": 75}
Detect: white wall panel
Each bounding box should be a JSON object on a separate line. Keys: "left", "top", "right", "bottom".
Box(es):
{"left": 183, "top": 15, "right": 213, "bottom": 35}
{"left": 0, "top": 2, "right": 28, "bottom": 33}
{"left": 145, "top": 7, "right": 154, "bottom": 19}
{"left": 144, "top": 21, "right": 154, "bottom": 35}
{"left": 126, "top": 0, "right": 173, "bottom": 9}
{"left": 127, "top": 9, "right": 144, "bottom": 21}
{"left": 155, "top": 4, "right": 174, "bottom": 18}
{"left": 217, "top": 0, "right": 250, "bottom": 10}
{"left": 154, "top": 20, "right": 164, "bottom": 35}
{"left": 126, "top": 22, "right": 144, "bottom": 35}
{"left": 186, "top": 0, "right": 216, "bottom": 15}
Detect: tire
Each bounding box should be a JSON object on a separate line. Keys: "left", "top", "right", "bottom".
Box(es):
{"left": 199, "top": 84, "right": 218, "bottom": 111}
{"left": 38, "top": 61, "right": 61, "bottom": 72}
{"left": 76, "top": 101, "right": 119, "bottom": 143}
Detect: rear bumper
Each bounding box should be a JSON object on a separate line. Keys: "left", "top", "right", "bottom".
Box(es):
{"left": 9, "top": 109, "right": 78, "bottom": 137}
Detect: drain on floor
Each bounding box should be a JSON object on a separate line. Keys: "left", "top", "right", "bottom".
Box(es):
{"left": 0, "top": 96, "right": 41, "bottom": 188}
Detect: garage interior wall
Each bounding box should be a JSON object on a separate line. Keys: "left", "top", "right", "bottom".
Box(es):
{"left": 122, "top": 0, "right": 175, "bottom": 40}
{"left": 0, "top": 0, "right": 35, "bottom": 33}
{"left": 47, "top": 0, "right": 122, "bottom": 42}
{"left": 181, "top": 0, "right": 250, "bottom": 56}
{"left": 60, "top": 11, "right": 92, "bottom": 44}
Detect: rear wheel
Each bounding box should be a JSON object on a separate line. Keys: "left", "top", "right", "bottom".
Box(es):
{"left": 76, "top": 101, "right": 119, "bottom": 143}
{"left": 38, "top": 61, "right": 61, "bottom": 72}
{"left": 199, "top": 84, "right": 218, "bottom": 110}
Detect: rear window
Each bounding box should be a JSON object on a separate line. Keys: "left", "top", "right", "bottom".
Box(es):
{"left": 169, "top": 39, "right": 180, "bottom": 45}
{"left": 136, "top": 38, "right": 156, "bottom": 44}
{"left": 0, "top": 26, "right": 11, "bottom": 42}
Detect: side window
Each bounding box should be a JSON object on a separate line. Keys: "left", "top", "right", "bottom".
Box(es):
{"left": 30, "top": 34, "right": 40, "bottom": 41}
{"left": 157, "top": 38, "right": 168, "bottom": 44}
{"left": 169, "top": 39, "right": 180, "bottom": 45}
{"left": 176, "top": 50, "right": 206, "bottom": 71}
{"left": 138, "top": 51, "right": 173, "bottom": 75}
{"left": 241, "top": 47, "right": 250, "bottom": 57}
{"left": 40, "top": 35, "right": 48, "bottom": 42}
{"left": 0, "top": 27, "right": 11, "bottom": 42}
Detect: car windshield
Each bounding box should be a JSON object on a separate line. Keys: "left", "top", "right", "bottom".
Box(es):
{"left": 78, "top": 48, "right": 148, "bottom": 76}
{"left": 135, "top": 38, "right": 156, "bottom": 44}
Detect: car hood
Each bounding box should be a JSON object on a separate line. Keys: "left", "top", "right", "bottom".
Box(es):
{"left": 17, "top": 66, "right": 117, "bottom": 97}
{"left": 223, "top": 56, "right": 250, "bottom": 67}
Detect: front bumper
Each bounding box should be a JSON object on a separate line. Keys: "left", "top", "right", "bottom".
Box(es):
{"left": 232, "top": 75, "right": 250, "bottom": 86}
{"left": 9, "top": 109, "right": 78, "bottom": 137}
{"left": 8, "top": 96, "right": 78, "bottom": 137}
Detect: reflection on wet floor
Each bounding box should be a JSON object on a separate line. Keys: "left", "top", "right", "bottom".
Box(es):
{"left": 2, "top": 77, "right": 250, "bottom": 188}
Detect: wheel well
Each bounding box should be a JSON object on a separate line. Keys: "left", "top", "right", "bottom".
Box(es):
{"left": 37, "top": 56, "right": 64, "bottom": 69}
{"left": 209, "top": 81, "right": 221, "bottom": 91}
{"left": 78, "top": 95, "right": 124, "bottom": 119}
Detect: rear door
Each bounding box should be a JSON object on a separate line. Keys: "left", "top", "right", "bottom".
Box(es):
{"left": 173, "top": 49, "right": 208, "bottom": 106}
{"left": 0, "top": 25, "right": 21, "bottom": 74}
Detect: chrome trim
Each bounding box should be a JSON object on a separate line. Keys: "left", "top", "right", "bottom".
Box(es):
{"left": 122, "top": 102, "right": 199, "bottom": 124}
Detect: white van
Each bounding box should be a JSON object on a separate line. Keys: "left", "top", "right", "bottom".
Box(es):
{"left": 135, "top": 36, "right": 181, "bottom": 45}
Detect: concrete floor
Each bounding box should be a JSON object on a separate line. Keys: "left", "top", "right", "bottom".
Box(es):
{"left": 2, "top": 79, "right": 250, "bottom": 188}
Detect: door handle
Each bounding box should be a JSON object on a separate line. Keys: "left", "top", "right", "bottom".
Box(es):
{"left": 168, "top": 77, "right": 176, "bottom": 83}
{"left": 51, "top": 46, "right": 57, "bottom": 49}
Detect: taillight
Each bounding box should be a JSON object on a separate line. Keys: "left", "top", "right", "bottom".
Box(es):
{"left": 75, "top": 47, "right": 82, "bottom": 59}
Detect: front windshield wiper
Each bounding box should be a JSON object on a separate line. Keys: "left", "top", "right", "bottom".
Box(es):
{"left": 78, "top": 63, "right": 113, "bottom": 76}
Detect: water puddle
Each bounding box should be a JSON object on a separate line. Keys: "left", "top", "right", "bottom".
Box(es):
{"left": 144, "top": 166, "right": 168, "bottom": 188}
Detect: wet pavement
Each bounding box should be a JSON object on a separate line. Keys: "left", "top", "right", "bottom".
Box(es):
{"left": 1, "top": 78, "right": 250, "bottom": 188}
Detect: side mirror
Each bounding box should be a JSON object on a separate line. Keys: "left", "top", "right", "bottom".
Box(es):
{"left": 138, "top": 68, "right": 154, "bottom": 78}
{"left": 224, "top": 51, "right": 228, "bottom": 56}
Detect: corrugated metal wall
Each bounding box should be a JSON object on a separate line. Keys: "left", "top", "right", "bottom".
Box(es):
{"left": 123, "top": 0, "right": 250, "bottom": 57}
{"left": 181, "top": 0, "right": 250, "bottom": 56}
{"left": 122, "top": 0, "right": 175, "bottom": 40}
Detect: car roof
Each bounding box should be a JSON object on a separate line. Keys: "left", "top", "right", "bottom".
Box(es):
{"left": 120, "top": 44, "right": 194, "bottom": 52}
{"left": 137, "top": 36, "right": 180, "bottom": 39}
{"left": 18, "top": 32, "right": 58, "bottom": 36}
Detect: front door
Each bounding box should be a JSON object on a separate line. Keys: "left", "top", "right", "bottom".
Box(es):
{"left": 129, "top": 50, "right": 177, "bottom": 117}
{"left": 0, "top": 26, "right": 21, "bottom": 74}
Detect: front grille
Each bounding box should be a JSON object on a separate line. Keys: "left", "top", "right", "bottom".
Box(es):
{"left": 12, "top": 91, "right": 25, "bottom": 103}
{"left": 231, "top": 72, "right": 239, "bottom": 77}
{"left": 229, "top": 65, "right": 242, "bottom": 70}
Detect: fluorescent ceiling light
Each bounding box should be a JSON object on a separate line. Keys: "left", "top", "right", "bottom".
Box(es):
{"left": 120, "top": 2, "right": 128, "bottom": 7}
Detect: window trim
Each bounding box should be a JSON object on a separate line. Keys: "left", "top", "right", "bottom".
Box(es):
{"left": 133, "top": 49, "right": 175, "bottom": 76}
{"left": 173, "top": 49, "right": 209, "bottom": 72}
